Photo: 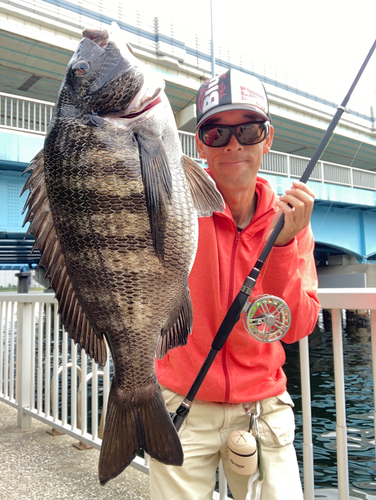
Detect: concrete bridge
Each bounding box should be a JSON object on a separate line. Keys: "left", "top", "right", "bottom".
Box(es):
{"left": 1, "top": 0, "right": 376, "bottom": 286}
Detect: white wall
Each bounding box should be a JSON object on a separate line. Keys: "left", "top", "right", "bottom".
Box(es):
{"left": 0, "top": 271, "right": 40, "bottom": 289}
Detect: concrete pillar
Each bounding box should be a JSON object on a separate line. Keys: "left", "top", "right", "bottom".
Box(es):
{"left": 322, "top": 309, "right": 332, "bottom": 332}
{"left": 345, "top": 309, "right": 370, "bottom": 333}
{"left": 175, "top": 103, "right": 196, "bottom": 132}
{"left": 312, "top": 319, "right": 321, "bottom": 334}
{"left": 356, "top": 309, "right": 370, "bottom": 330}
{"left": 345, "top": 310, "right": 357, "bottom": 334}
{"left": 16, "top": 272, "right": 31, "bottom": 293}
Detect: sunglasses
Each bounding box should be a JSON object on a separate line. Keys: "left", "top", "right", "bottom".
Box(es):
{"left": 199, "top": 121, "right": 270, "bottom": 148}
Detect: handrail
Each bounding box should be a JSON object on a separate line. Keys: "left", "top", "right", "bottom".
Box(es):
{"left": 179, "top": 130, "right": 376, "bottom": 191}
{"left": 1, "top": 92, "right": 375, "bottom": 191}
{"left": 0, "top": 93, "right": 54, "bottom": 135}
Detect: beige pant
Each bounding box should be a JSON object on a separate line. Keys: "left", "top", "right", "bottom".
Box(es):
{"left": 149, "top": 386, "right": 303, "bottom": 500}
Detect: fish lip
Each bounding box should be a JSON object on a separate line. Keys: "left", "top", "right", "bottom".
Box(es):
{"left": 122, "top": 95, "right": 162, "bottom": 118}
{"left": 100, "top": 89, "right": 163, "bottom": 120}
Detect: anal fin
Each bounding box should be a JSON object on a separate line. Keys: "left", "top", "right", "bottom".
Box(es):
{"left": 156, "top": 287, "right": 193, "bottom": 359}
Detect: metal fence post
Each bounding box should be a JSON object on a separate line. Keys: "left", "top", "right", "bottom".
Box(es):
{"left": 331, "top": 308, "right": 350, "bottom": 500}
{"left": 299, "top": 336, "right": 314, "bottom": 500}
{"left": 371, "top": 309, "right": 376, "bottom": 462}
{"left": 16, "top": 299, "right": 32, "bottom": 429}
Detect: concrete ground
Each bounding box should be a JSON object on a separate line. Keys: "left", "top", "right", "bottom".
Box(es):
{"left": 0, "top": 401, "right": 150, "bottom": 500}
{"left": 1, "top": 400, "right": 374, "bottom": 500}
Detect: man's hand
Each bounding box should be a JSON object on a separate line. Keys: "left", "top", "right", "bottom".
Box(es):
{"left": 265, "top": 181, "right": 315, "bottom": 246}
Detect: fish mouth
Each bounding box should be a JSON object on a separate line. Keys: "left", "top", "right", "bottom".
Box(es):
{"left": 124, "top": 95, "right": 162, "bottom": 118}
{"left": 100, "top": 90, "right": 162, "bottom": 120}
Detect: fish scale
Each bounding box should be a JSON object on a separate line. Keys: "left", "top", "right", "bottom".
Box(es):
{"left": 21, "top": 22, "right": 224, "bottom": 486}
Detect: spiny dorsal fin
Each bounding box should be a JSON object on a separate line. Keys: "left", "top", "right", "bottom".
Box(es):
{"left": 183, "top": 155, "right": 224, "bottom": 217}
{"left": 22, "top": 150, "right": 107, "bottom": 366}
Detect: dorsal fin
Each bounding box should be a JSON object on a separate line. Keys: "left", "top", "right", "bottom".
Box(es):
{"left": 22, "top": 150, "right": 107, "bottom": 366}
{"left": 182, "top": 155, "right": 224, "bottom": 216}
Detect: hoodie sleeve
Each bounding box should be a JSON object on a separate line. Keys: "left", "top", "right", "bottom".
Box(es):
{"left": 255, "top": 224, "right": 320, "bottom": 344}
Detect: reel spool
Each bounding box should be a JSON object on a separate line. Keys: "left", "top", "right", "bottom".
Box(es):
{"left": 241, "top": 294, "right": 291, "bottom": 343}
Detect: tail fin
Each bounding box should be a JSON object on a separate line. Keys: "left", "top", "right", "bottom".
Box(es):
{"left": 98, "top": 383, "right": 183, "bottom": 485}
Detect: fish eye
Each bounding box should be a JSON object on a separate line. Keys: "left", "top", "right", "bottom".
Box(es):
{"left": 72, "top": 60, "right": 91, "bottom": 76}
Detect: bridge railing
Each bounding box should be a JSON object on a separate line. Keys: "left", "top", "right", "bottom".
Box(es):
{"left": 179, "top": 131, "right": 376, "bottom": 191}
{"left": 1, "top": 289, "right": 376, "bottom": 499}
{"left": 1, "top": 91, "right": 376, "bottom": 192}
{"left": 0, "top": 93, "right": 54, "bottom": 135}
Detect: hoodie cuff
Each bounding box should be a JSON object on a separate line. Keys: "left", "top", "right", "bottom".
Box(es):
{"left": 273, "top": 237, "right": 296, "bottom": 248}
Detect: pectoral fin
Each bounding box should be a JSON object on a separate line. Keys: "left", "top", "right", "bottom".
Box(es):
{"left": 183, "top": 155, "right": 224, "bottom": 216}
{"left": 135, "top": 134, "right": 172, "bottom": 262}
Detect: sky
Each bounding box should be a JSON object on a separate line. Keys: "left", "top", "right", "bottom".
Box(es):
{"left": 130, "top": 0, "right": 376, "bottom": 117}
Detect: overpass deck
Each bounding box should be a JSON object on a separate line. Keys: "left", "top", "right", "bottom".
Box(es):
{"left": 0, "top": 0, "right": 375, "bottom": 171}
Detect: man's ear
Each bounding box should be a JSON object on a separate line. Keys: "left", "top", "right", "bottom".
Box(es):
{"left": 263, "top": 125, "right": 274, "bottom": 154}
{"left": 195, "top": 132, "right": 207, "bottom": 159}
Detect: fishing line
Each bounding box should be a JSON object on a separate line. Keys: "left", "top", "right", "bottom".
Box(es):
{"left": 317, "top": 107, "right": 372, "bottom": 231}
{"left": 317, "top": 201, "right": 334, "bottom": 232}
{"left": 350, "top": 141, "right": 363, "bottom": 167}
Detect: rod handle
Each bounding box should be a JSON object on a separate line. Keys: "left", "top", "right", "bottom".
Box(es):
{"left": 172, "top": 400, "right": 191, "bottom": 431}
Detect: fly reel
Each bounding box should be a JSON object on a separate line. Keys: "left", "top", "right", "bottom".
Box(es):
{"left": 241, "top": 294, "right": 291, "bottom": 343}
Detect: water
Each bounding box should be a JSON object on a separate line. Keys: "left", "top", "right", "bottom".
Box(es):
{"left": 284, "top": 315, "right": 376, "bottom": 497}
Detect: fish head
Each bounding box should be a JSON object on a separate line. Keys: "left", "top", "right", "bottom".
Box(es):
{"left": 59, "top": 22, "right": 164, "bottom": 119}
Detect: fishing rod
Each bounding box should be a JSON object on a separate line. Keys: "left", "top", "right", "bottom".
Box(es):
{"left": 172, "top": 39, "right": 376, "bottom": 432}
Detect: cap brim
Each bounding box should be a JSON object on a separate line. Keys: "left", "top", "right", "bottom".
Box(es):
{"left": 197, "top": 104, "right": 270, "bottom": 129}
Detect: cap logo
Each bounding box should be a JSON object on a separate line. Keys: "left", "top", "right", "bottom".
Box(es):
{"left": 198, "top": 76, "right": 227, "bottom": 116}
{"left": 240, "top": 86, "right": 267, "bottom": 113}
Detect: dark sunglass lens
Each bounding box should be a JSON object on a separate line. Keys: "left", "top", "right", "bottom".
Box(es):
{"left": 237, "top": 123, "right": 264, "bottom": 145}
{"left": 203, "top": 127, "right": 231, "bottom": 147}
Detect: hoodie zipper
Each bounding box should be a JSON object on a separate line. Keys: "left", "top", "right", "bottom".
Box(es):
{"left": 222, "top": 228, "right": 241, "bottom": 402}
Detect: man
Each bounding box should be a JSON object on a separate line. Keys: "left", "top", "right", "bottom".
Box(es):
{"left": 149, "top": 69, "right": 320, "bottom": 500}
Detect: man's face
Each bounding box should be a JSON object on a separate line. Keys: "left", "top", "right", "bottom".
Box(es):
{"left": 196, "top": 110, "right": 274, "bottom": 195}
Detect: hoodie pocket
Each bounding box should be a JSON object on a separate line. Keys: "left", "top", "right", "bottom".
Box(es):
{"left": 257, "top": 391, "right": 295, "bottom": 448}
{"left": 159, "top": 384, "right": 187, "bottom": 435}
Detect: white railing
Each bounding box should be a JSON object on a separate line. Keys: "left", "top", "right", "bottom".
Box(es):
{"left": 1, "top": 91, "right": 376, "bottom": 192}
{"left": 1, "top": 289, "right": 376, "bottom": 498}
{"left": 262, "top": 151, "right": 376, "bottom": 190}
{"left": 179, "top": 132, "right": 376, "bottom": 191}
{"left": 0, "top": 93, "right": 54, "bottom": 135}
{"left": 301, "top": 289, "right": 376, "bottom": 500}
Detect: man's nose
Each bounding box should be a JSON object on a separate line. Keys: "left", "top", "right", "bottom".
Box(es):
{"left": 225, "top": 132, "right": 244, "bottom": 151}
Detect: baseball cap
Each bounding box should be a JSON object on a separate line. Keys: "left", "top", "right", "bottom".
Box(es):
{"left": 196, "top": 69, "right": 270, "bottom": 129}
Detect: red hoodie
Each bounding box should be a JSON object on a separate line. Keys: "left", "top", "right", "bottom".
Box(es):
{"left": 155, "top": 176, "right": 320, "bottom": 403}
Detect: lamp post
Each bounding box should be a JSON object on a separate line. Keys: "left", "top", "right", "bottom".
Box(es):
{"left": 210, "top": 0, "right": 215, "bottom": 77}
